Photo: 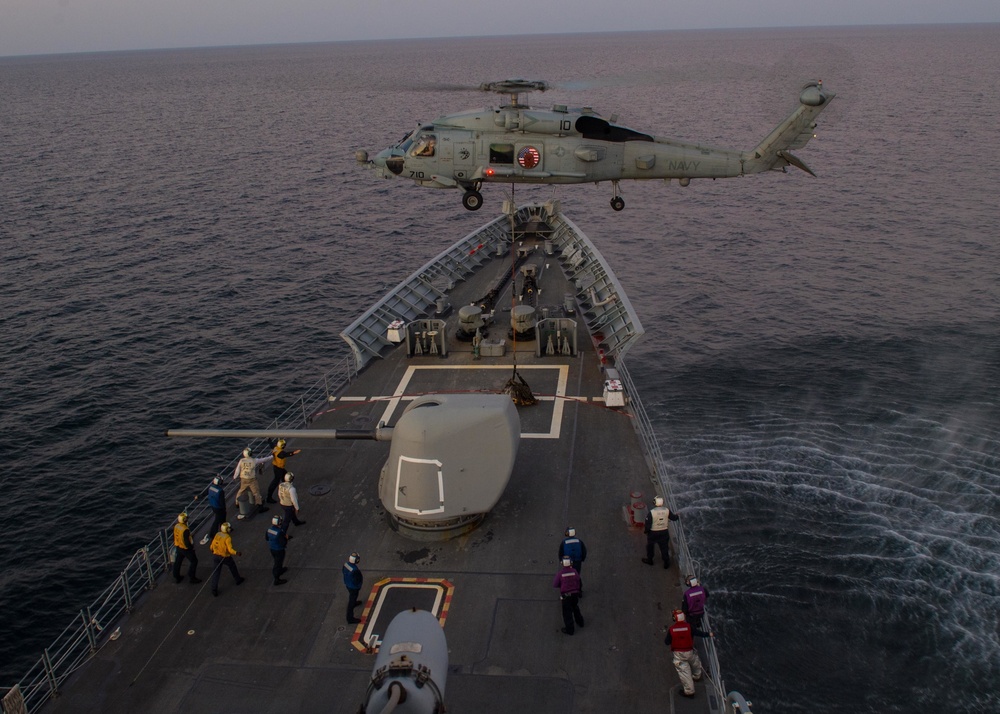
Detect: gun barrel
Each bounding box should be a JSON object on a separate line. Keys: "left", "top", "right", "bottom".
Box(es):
{"left": 166, "top": 428, "right": 388, "bottom": 441}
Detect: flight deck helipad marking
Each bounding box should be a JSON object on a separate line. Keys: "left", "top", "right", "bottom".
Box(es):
{"left": 350, "top": 577, "right": 454, "bottom": 653}
{"left": 375, "top": 365, "right": 570, "bottom": 439}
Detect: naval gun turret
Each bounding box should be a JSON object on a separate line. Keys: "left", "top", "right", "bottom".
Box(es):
{"left": 167, "top": 393, "right": 519, "bottom": 541}
{"left": 379, "top": 394, "right": 519, "bottom": 540}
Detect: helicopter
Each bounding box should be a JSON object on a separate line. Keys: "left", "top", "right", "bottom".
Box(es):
{"left": 356, "top": 78, "right": 835, "bottom": 211}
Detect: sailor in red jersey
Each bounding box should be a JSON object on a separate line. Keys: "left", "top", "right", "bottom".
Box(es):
{"left": 665, "top": 609, "right": 714, "bottom": 697}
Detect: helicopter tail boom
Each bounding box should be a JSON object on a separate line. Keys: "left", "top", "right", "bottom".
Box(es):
{"left": 742, "top": 81, "right": 835, "bottom": 176}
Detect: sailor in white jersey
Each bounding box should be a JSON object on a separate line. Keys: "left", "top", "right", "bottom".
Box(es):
{"left": 642, "top": 496, "right": 679, "bottom": 568}
{"left": 233, "top": 447, "right": 271, "bottom": 518}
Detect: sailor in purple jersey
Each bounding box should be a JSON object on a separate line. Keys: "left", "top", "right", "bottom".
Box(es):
{"left": 681, "top": 576, "right": 709, "bottom": 629}
{"left": 552, "top": 557, "right": 585, "bottom": 635}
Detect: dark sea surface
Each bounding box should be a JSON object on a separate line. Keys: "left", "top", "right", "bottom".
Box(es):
{"left": 2, "top": 24, "right": 999, "bottom": 711}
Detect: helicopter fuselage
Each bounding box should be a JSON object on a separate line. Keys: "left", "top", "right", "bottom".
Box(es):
{"left": 359, "top": 82, "right": 833, "bottom": 211}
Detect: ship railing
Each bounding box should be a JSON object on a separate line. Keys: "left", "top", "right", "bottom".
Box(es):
{"left": 10, "top": 543, "right": 168, "bottom": 713}
{"left": 340, "top": 213, "right": 516, "bottom": 372}
{"left": 617, "top": 359, "right": 728, "bottom": 712}
{"left": 8, "top": 352, "right": 358, "bottom": 714}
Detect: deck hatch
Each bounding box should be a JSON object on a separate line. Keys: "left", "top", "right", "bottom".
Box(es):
{"left": 352, "top": 578, "right": 454, "bottom": 653}
{"left": 394, "top": 456, "right": 446, "bottom": 515}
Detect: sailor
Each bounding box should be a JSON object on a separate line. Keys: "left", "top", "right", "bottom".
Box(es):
{"left": 200, "top": 476, "right": 227, "bottom": 545}
{"left": 267, "top": 439, "right": 301, "bottom": 504}
{"left": 666, "top": 609, "right": 713, "bottom": 698}
{"left": 343, "top": 552, "right": 364, "bottom": 624}
{"left": 233, "top": 447, "right": 271, "bottom": 518}
{"left": 558, "top": 527, "right": 587, "bottom": 573}
{"left": 265, "top": 515, "right": 289, "bottom": 586}
{"left": 277, "top": 472, "right": 306, "bottom": 527}
{"left": 209, "top": 522, "right": 245, "bottom": 596}
{"left": 552, "top": 556, "right": 585, "bottom": 635}
{"left": 642, "top": 495, "right": 679, "bottom": 568}
{"left": 172, "top": 513, "right": 201, "bottom": 584}
{"left": 681, "top": 575, "right": 710, "bottom": 629}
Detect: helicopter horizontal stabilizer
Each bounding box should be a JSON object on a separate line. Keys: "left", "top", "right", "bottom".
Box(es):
{"left": 776, "top": 150, "right": 816, "bottom": 177}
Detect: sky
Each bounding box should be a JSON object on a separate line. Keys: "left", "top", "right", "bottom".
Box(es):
{"left": 2, "top": 0, "right": 999, "bottom": 58}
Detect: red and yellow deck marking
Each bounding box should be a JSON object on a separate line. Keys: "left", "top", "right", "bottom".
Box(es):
{"left": 350, "top": 577, "right": 454, "bottom": 653}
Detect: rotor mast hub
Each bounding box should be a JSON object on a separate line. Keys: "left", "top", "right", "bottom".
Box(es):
{"left": 479, "top": 79, "right": 548, "bottom": 108}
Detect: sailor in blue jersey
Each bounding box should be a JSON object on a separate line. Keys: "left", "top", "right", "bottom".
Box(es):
{"left": 343, "top": 552, "right": 363, "bottom": 624}
{"left": 200, "top": 476, "right": 227, "bottom": 545}
{"left": 558, "top": 527, "right": 587, "bottom": 572}
{"left": 642, "top": 496, "right": 679, "bottom": 568}
{"left": 265, "top": 515, "right": 289, "bottom": 586}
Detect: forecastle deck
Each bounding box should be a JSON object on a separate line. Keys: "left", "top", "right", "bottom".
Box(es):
{"left": 27, "top": 204, "right": 726, "bottom": 714}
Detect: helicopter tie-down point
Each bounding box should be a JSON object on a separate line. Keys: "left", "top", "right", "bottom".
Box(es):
{"left": 357, "top": 79, "right": 835, "bottom": 212}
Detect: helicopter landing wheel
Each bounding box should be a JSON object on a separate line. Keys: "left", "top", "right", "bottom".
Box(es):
{"left": 462, "top": 190, "right": 484, "bottom": 211}
{"left": 610, "top": 196, "right": 625, "bottom": 212}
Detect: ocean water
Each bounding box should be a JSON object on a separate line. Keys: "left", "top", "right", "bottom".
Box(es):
{"left": 2, "top": 24, "right": 999, "bottom": 711}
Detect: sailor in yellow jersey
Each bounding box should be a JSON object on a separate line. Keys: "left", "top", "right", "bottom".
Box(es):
{"left": 209, "top": 522, "right": 245, "bottom": 597}
{"left": 172, "top": 513, "right": 201, "bottom": 584}
{"left": 266, "top": 439, "right": 301, "bottom": 504}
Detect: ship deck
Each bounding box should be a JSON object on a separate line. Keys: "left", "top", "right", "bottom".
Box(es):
{"left": 40, "top": 207, "right": 721, "bottom": 714}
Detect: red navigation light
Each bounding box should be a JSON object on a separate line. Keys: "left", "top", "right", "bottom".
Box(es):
{"left": 485, "top": 168, "right": 495, "bottom": 177}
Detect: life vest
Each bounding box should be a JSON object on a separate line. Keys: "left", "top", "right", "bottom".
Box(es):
{"left": 650, "top": 506, "right": 671, "bottom": 531}
{"left": 561, "top": 537, "right": 583, "bottom": 560}
{"left": 684, "top": 586, "right": 707, "bottom": 615}
{"left": 238, "top": 457, "right": 256, "bottom": 480}
{"left": 278, "top": 482, "right": 294, "bottom": 507}
{"left": 207, "top": 483, "right": 225, "bottom": 509}
{"left": 173, "top": 522, "right": 190, "bottom": 549}
{"left": 266, "top": 525, "right": 285, "bottom": 550}
{"left": 669, "top": 621, "right": 694, "bottom": 651}
{"left": 272, "top": 447, "right": 287, "bottom": 469}
{"left": 557, "top": 568, "right": 582, "bottom": 595}
{"left": 343, "top": 562, "right": 362, "bottom": 589}
{"left": 211, "top": 532, "right": 234, "bottom": 557}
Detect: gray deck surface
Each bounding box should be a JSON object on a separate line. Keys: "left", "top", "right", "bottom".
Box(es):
{"left": 42, "top": 225, "right": 718, "bottom": 714}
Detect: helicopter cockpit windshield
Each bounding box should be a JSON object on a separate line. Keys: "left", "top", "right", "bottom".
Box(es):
{"left": 394, "top": 131, "right": 416, "bottom": 152}
{"left": 410, "top": 133, "right": 436, "bottom": 157}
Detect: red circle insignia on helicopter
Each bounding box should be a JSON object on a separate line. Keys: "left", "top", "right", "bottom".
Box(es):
{"left": 517, "top": 146, "right": 540, "bottom": 169}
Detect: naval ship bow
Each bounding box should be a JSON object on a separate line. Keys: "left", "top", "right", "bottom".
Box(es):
{"left": 9, "top": 201, "right": 751, "bottom": 714}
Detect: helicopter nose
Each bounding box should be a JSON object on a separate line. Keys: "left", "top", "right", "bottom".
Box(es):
{"left": 372, "top": 148, "right": 404, "bottom": 176}
{"left": 385, "top": 156, "right": 404, "bottom": 176}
